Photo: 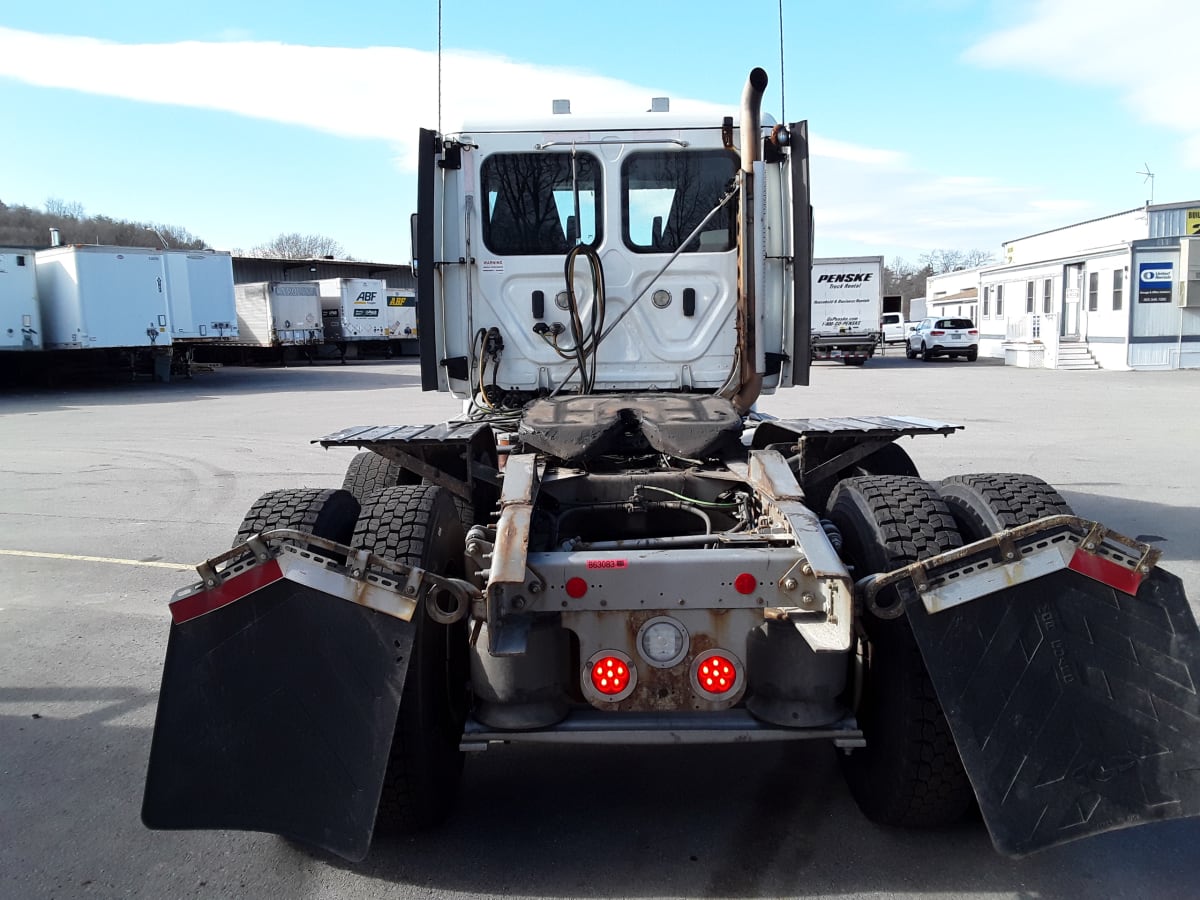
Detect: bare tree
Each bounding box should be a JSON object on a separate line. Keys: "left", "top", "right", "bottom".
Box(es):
{"left": 45, "top": 197, "right": 85, "bottom": 219}
{"left": 918, "top": 248, "right": 996, "bottom": 274}
{"left": 249, "top": 232, "right": 347, "bottom": 259}
{"left": 883, "top": 257, "right": 933, "bottom": 301}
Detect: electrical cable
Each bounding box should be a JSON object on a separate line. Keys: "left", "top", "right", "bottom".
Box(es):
{"left": 547, "top": 179, "right": 739, "bottom": 398}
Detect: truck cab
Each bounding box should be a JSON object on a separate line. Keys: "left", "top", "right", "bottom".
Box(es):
{"left": 416, "top": 93, "right": 810, "bottom": 403}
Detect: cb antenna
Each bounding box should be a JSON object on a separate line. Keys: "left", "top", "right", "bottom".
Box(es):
{"left": 777, "top": 0, "right": 786, "bottom": 125}
{"left": 1137, "top": 162, "right": 1155, "bottom": 206}
{"left": 437, "top": 0, "right": 443, "bottom": 134}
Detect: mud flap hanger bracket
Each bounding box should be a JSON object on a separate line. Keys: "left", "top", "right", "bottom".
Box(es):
{"left": 184, "top": 529, "right": 481, "bottom": 625}
{"left": 857, "top": 515, "right": 1162, "bottom": 620}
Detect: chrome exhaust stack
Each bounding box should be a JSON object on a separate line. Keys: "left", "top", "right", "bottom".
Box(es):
{"left": 730, "top": 67, "right": 769, "bottom": 415}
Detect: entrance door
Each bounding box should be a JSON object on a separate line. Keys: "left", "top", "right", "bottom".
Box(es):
{"left": 1062, "top": 263, "right": 1082, "bottom": 339}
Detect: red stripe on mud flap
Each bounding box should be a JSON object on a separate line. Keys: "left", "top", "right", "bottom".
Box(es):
{"left": 1067, "top": 549, "right": 1144, "bottom": 596}
{"left": 169, "top": 559, "right": 284, "bottom": 624}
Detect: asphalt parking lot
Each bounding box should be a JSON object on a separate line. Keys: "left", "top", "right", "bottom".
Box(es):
{"left": 2, "top": 355, "right": 1198, "bottom": 900}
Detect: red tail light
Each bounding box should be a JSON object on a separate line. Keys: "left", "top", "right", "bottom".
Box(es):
{"left": 565, "top": 577, "right": 588, "bottom": 599}
{"left": 930, "top": 330, "right": 945, "bottom": 336}
{"left": 591, "top": 655, "right": 632, "bottom": 695}
{"left": 733, "top": 572, "right": 757, "bottom": 595}
{"left": 968, "top": 329, "right": 978, "bottom": 335}
{"left": 695, "top": 654, "right": 737, "bottom": 694}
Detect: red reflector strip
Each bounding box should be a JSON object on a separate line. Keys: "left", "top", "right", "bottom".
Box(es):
{"left": 169, "top": 559, "right": 284, "bottom": 624}
{"left": 1067, "top": 549, "right": 1144, "bottom": 596}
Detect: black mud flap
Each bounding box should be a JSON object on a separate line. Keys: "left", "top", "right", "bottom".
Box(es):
{"left": 905, "top": 568, "right": 1200, "bottom": 856}
{"left": 142, "top": 575, "right": 414, "bottom": 861}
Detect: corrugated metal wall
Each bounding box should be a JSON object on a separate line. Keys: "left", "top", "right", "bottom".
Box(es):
{"left": 1149, "top": 206, "right": 1196, "bottom": 239}
{"left": 230, "top": 257, "right": 415, "bottom": 290}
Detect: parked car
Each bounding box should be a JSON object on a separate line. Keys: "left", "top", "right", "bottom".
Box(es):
{"left": 906, "top": 317, "right": 979, "bottom": 361}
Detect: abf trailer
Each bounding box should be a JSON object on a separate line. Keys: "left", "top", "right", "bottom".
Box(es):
{"left": 384, "top": 287, "right": 418, "bottom": 355}
{"left": 317, "top": 278, "right": 389, "bottom": 354}
{"left": 0, "top": 248, "right": 41, "bottom": 351}
{"left": 144, "top": 68, "right": 1200, "bottom": 863}
{"left": 811, "top": 256, "right": 883, "bottom": 365}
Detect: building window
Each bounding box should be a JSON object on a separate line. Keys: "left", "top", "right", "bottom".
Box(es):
{"left": 996, "top": 284, "right": 1004, "bottom": 318}
{"left": 1042, "top": 278, "right": 1052, "bottom": 314}
{"left": 983, "top": 288, "right": 990, "bottom": 318}
{"left": 1026, "top": 280, "right": 1034, "bottom": 313}
{"left": 1113, "top": 269, "right": 1124, "bottom": 311}
{"left": 1088, "top": 271, "right": 1099, "bottom": 311}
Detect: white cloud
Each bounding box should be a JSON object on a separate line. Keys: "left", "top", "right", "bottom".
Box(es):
{"left": 964, "top": 0, "right": 1200, "bottom": 166}
{"left": 0, "top": 26, "right": 1098, "bottom": 259}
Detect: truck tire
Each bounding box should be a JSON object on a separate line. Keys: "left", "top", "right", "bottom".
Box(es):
{"left": 231, "top": 487, "right": 360, "bottom": 551}
{"left": 352, "top": 484, "right": 468, "bottom": 833}
{"left": 826, "top": 476, "right": 975, "bottom": 827}
{"left": 341, "top": 450, "right": 417, "bottom": 502}
{"left": 342, "top": 451, "right": 476, "bottom": 529}
{"left": 853, "top": 442, "right": 919, "bottom": 479}
{"left": 938, "top": 473, "right": 1073, "bottom": 541}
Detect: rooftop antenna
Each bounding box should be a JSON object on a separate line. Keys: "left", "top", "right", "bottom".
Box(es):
{"left": 1137, "top": 163, "right": 1155, "bottom": 206}
{"left": 437, "top": 0, "right": 442, "bottom": 135}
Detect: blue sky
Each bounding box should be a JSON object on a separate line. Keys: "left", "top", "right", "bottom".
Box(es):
{"left": 0, "top": 1, "right": 1195, "bottom": 264}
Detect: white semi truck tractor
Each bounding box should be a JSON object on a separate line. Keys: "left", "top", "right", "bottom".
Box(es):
{"left": 143, "top": 68, "right": 1200, "bottom": 862}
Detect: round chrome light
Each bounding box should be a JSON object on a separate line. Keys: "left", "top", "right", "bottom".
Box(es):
{"left": 554, "top": 291, "right": 571, "bottom": 310}
{"left": 636, "top": 616, "right": 689, "bottom": 668}
{"left": 651, "top": 289, "right": 672, "bottom": 309}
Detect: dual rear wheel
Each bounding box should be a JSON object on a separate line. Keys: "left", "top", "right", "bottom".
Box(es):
{"left": 233, "top": 481, "right": 468, "bottom": 835}
{"left": 826, "top": 472, "right": 1072, "bottom": 827}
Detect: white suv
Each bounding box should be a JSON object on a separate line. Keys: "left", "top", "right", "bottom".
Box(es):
{"left": 906, "top": 317, "right": 979, "bottom": 362}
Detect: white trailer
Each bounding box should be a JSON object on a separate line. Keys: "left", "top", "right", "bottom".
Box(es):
{"left": 811, "top": 256, "right": 883, "bottom": 365}
{"left": 384, "top": 288, "right": 418, "bottom": 354}
{"left": 35, "top": 245, "right": 171, "bottom": 350}
{"left": 162, "top": 251, "right": 238, "bottom": 342}
{"left": 316, "top": 278, "right": 388, "bottom": 343}
{"left": 233, "top": 281, "right": 324, "bottom": 348}
{"left": 0, "top": 248, "right": 42, "bottom": 351}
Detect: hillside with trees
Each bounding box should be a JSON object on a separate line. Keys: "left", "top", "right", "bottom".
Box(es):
{"left": 0, "top": 198, "right": 206, "bottom": 250}
{"left": 0, "top": 198, "right": 352, "bottom": 261}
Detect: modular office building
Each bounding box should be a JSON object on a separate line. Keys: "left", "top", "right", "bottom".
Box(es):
{"left": 925, "top": 201, "right": 1200, "bottom": 370}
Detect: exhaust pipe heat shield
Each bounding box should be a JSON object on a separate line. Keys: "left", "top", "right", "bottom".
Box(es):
{"left": 142, "top": 574, "right": 414, "bottom": 861}
{"left": 905, "top": 567, "right": 1200, "bottom": 856}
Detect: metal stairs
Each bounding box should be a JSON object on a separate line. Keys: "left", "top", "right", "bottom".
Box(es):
{"left": 1055, "top": 340, "right": 1101, "bottom": 370}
